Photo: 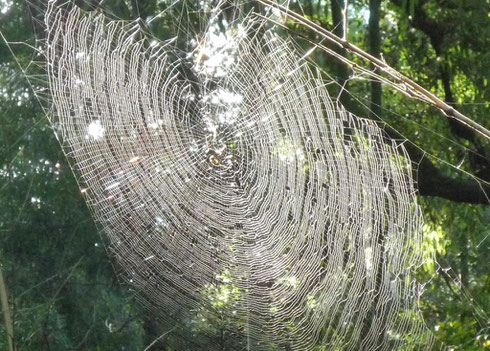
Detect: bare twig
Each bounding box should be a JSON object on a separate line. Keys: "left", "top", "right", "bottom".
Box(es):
{"left": 143, "top": 327, "right": 176, "bottom": 351}
{"left": 0, "top": 265, "right": 15, "bottom": 351}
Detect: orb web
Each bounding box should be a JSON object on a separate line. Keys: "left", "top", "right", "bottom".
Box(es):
{"left": 39, "top": 1, "right": 443, "bottom": 350}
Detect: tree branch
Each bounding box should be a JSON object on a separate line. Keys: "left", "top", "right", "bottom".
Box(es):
{"left": 256, "top": 0, "right": 490, "bottom": 141}
{"left": 0, "top": 265, "right": 15, "bottom": 351}
{"left": 390, "top": 0, "right": 490, "bottom": 181}
{"left": 256, "top": 0, "right": 489, "bottom": 204}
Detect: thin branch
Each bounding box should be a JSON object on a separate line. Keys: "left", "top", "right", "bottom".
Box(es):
{"left": 0, "top": 265, "right": 15, "bottom": 351}
{"left": 256, "top": 0, "right": 490, "bottom": 141}
{"left": 143, "top": 327, "right": 176, "bottom": 351}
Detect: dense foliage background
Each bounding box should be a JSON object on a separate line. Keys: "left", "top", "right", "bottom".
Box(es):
{"left": 0, "top": 0, "right": 489, "bottom": 350}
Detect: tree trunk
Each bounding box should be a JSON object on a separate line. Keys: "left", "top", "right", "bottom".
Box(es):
{"left": 330, "top": 0, "right": 350, "bottom": 106}
{"left": 368, "top": 0, "right": 382, "bottom": 120}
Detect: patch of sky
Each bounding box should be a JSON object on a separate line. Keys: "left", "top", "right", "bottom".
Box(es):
{"left": 87, "top": 120, "right": 105, "bottom": 140}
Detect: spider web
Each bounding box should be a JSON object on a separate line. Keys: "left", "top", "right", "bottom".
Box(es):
{"left": 27, "top": 0, "right": 450, "bottom": 349}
